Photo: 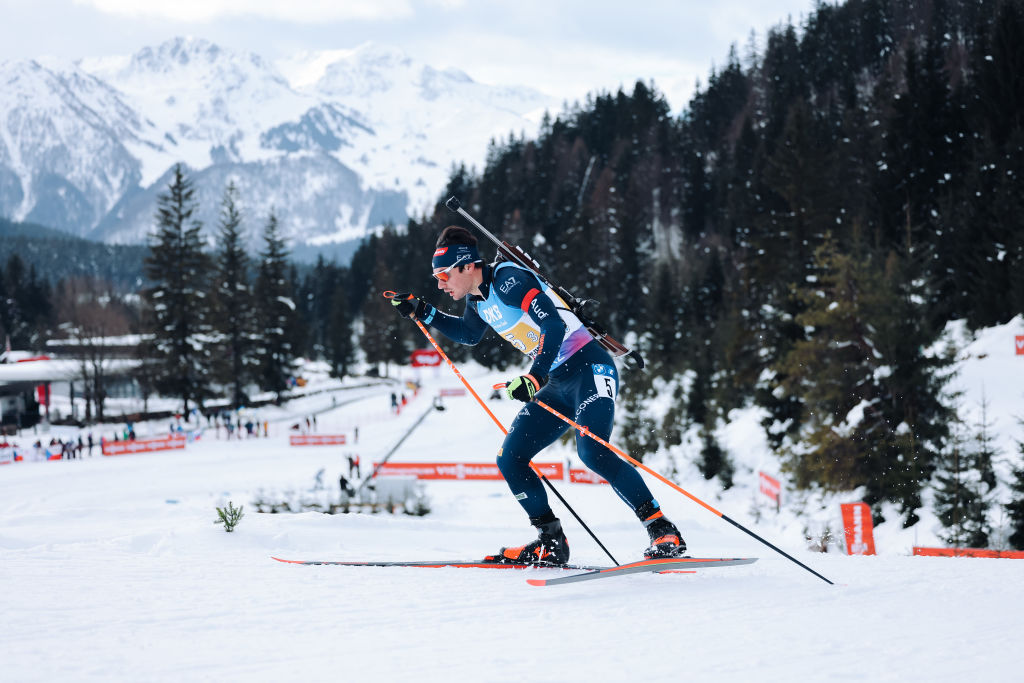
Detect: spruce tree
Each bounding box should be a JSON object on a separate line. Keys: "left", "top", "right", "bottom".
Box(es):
{"left": 1, "top": 254, "right": 52, "bottom": 350}
{"left": 1006, "top": 442, "right": 1024, "bottom": 551}
{"left": 326, "top": 273, "right": 356, "bottom": 379}
{"left": 143, "top": 164, "right": 214, "bottom": 414}
{"left": 211, "top": 182, "right": 254, "bottom": 409}
{"left": 359, "top": 229, "right": 411, "bottom": 376}
{"left": 771, "top": 236, "right": 952, "bottom": 524}
{"left": 933, "top": 421, "right": 991, "bottom": 548}
{"left": 253, "top": 211, "right": 298, "bottom": 401}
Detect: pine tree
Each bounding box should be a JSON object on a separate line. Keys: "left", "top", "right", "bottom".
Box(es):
{"left": 698, "top": 424, "right": 735, "bottom": 489}
{"left": 1, "top": 254, "right": 52, "bottom": 350}
{"left": 143, "top": 164, "right": 214, "bottom": 413}
{"left": 253, "top": 211, "right": 298, "bottom": 401}
{"left": 971, "top": 393, "right": 1000, "bottom": 492}
{"left": 359, "top": 226, "right": 415, "bottom": 375}
{"left": 1006, "top": 441, "right": 1024, "bottom": 551}
{"left": 771, "top": 236, "right": 953, "bottom": 525}
{"left": 210, "top": 182, "right": 255, "bottom": 409}
{"left": 326, "top": 273, "right": 356, "bottom": 378}
{"left": 933, "top": 421, "right": 991, "bottom": 548}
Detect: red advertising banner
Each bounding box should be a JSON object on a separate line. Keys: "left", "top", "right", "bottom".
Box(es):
{"left": 840, "top": 502, "right": 877, "bottom": 555}
{"left": 759, "top": 471, "right": 781, "bottom": 503}
{"left": 289, "top": 434, "right": 347, "bottom": 446}
{"left": 373, "top": 462, "right": 564, "bottom": 481}
{"left": 912, "top": 547, "right": 1024, "bottom": 559}
{"left": 103, "top": 434, "right": 186, "bottom": 456}
{"left": 1016, "top": 335, "right": 1024, "bottom": 355}
{"left": 410, "top": 349, "right": 442, "bottom": 367}
{"left": 569, "top": 468, "right": 608, "bottom": 484}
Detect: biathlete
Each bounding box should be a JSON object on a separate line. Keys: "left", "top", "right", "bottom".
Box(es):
{"left": 390, "top": 225, "right": 686, "bottom": 565}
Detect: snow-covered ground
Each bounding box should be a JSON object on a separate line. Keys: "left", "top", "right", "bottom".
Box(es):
{"left": 3, "top": 341, "right": 1023, "bottom": 682}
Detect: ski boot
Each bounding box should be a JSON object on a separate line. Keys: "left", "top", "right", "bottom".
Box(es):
{"left": 642, "top": 510, "right": 687, "bottom": 559}
{"left": 484, "top": 515, "right": 570, "bottom": 566}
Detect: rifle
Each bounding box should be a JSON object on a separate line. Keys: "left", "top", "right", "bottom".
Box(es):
{"left": 444, "top": 196, "right": 645, "bottom": 370}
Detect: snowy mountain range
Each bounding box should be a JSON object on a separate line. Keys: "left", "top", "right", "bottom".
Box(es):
{"left": 0, "top": 37, "right": 554, "bottom": 255}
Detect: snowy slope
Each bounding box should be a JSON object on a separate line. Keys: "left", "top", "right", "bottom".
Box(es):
{"left": 2, "top": 351, "right": 1022, "bottom": 681}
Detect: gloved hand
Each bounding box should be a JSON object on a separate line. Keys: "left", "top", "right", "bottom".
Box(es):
{"left": 390, "top": 292, "right": 429, "bottom": 319}
{"left": 505, "top": 374, "right": 546, "bottom": 402}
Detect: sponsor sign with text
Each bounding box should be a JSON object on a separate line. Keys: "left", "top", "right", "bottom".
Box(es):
{"left": 373, "top": 462, "right": 564, "bottom": 481}
{"left": 841, "top": 502, "right": 877, "bottom": 555}
{"left": 289, "top": 434, "right": 347, "bottom": 446}
{"left": 103, "top": 434, "right": 186, "bottom": 456}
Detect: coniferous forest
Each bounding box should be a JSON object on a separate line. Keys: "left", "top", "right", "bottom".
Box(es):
{"left": 2, "top": 0, "right": 1023, "bottom": 537}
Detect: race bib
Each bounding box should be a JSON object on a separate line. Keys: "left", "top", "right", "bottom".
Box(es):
{"left": 592, "top": 364, "right": 617, "bottom": 401}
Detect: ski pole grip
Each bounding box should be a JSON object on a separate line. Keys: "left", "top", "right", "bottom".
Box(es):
{"left": 445, "top": 196, "right": 462, "bottom": 212}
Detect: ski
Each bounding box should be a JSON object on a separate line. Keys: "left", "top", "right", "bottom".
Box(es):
{"left": 271, "top": 556, "right": 606, "bottom": 570}
{"left": 525, "top": 557, "right": 758, "bottom": 587}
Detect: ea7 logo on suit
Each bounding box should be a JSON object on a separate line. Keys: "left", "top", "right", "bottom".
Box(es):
{"left": 499, "top": 277, "right": 519, "bottom": 294}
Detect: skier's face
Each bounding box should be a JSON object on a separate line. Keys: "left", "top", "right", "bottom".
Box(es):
{"left": 435, "top": 262, "right": 475, "bottom": 299}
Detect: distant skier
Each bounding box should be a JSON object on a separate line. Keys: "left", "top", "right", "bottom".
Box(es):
{"left": 390, "top": 226, "right": 686, "bottom": 565}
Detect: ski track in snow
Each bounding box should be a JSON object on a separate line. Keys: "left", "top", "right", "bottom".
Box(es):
{"left": 1, "top": 364, "right": 1022, "bottom": 682}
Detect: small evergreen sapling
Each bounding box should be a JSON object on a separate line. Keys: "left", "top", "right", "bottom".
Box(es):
{"left": 215, "top": 501, "right": 245, "bottom": 532}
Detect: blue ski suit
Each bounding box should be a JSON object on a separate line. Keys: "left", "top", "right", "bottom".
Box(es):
{"left": 421, "top": 261, "right": 657, "bottom": 519}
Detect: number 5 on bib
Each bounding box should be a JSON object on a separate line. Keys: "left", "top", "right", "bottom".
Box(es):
{"left": 593, "top": 364, "right": 617, "bottom": 400}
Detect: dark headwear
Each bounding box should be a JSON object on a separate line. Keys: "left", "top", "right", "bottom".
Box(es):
{"left": 432, "top": 243, "right": 481, "bottom": 270}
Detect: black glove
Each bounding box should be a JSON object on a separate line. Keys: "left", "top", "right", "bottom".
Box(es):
{"left": 505, "top": 374, "right": 546, "bottom": 402}
{"left": 390, "top": 292, "right": 429, "bottom": 319}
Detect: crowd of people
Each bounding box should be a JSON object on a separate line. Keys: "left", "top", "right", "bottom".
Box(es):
{"left": 0, "top": 428, "right": 99, "bottom": 462}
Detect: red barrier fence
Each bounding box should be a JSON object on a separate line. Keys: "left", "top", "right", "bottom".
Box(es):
{"left": 103, "top": 434, "right": 186, "bottom": 456}
{"left": 913, "top": 547, "right": 1024, "bottom": 559}
{"left": 568, "top": 468, "right": 608, "bottom": 484}
{"left": 289, "top": 434, "right": 347, "bottom": 446}
{"left": 373, "top": 462, "right": 564, "bottom": 481}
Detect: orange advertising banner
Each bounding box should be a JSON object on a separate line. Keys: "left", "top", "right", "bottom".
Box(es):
{"left": 373, "top": 462, "right": 564, "bottom": 481}
{"left": 289, "top": 434, "right": 347, "bottom": 446}
{"left": 1016, "top": 335, "right": 1024, "bottom": 355}
{"left": 103, "top": 435, "right": 186, "bottom": 456}
{"left": 840, "top": 502, "right": 877, "bottom": 555}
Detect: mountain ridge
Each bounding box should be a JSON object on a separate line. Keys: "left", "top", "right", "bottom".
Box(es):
{"left": 0, "top": 37, "right": 554, "bottom": 257}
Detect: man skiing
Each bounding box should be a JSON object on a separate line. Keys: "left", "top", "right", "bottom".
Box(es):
{"left": 390, "top": 225, "right": 687, "bottom": 565}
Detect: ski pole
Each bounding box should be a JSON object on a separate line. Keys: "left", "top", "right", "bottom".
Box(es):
{"left": 492, "top": 384, "right": 833, "bottom": 585}
{"left": 382, "top": 291, "right": 620, "bottom": 566}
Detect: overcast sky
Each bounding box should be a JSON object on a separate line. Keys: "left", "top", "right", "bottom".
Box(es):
{"left": 1, "top": 0, "right": 820, "bottom": 112}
